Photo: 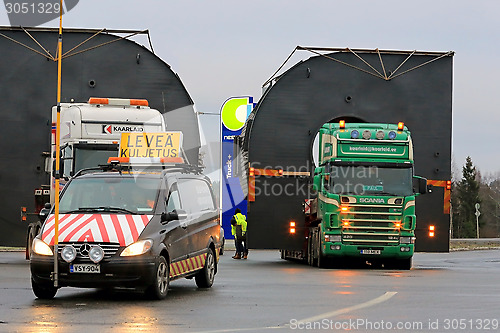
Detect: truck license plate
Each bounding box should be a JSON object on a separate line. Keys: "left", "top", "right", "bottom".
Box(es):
{"left": 360, "top": 249, "right": 381, "bottom": 255}
{"left": 70, "top": 264, "right": 100, "bottom": 273}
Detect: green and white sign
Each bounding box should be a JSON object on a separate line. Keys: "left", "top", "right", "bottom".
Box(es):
{"left": 339, "top": 143, "right": 408, "bottom": 158}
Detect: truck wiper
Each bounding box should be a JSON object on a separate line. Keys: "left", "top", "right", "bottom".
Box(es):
{"left": 63, "top": 206, "right": 136, "bottom": 214}
{"left": 375, "top": 192, "right": 399, "bottom": 196}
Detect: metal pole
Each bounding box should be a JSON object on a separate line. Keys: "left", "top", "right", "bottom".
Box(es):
{"left": 476, "top": 214, "right": 480, "bottom": 239}
{"left": 53, "top": 0, "right": 63, "bottom": 288}
{"left": 475, "top": 203, "right": 480, "bottom": 239}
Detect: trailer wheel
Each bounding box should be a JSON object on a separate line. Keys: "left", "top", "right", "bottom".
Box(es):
{"left": 26, "top": 224, "right": 40, "bottom": 260}
{"left": 307, "top": 237, "right": 313, "bottom": 266}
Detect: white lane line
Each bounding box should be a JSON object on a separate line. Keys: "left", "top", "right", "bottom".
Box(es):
{"left": 193, "top": 327, "right": 283, "bottom": 333}
{"left": 296, "top": 291, "right": 398, "bottom": 324}
{"left": 192, "top": 291, "right": 397, "bottom": 333}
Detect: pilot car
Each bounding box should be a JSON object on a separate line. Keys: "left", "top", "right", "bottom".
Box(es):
{"left": 30, "top": 161, "right": 221, "bottom": 299}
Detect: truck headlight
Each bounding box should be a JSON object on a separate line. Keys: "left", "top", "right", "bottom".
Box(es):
{"left": 325, "top": 234, "right": 341, "bottom": 242}
{"left": 32, "top": 238, "right": 53, "bottom": 256}
{"left": 400, "top": 236, "right": 415, "bottom": 244}
{"left": 120, "top": 239, "right": 153, "bottom": 257}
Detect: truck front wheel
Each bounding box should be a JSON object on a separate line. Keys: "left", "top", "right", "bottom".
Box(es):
{"left": 386, "top": 257, "right": 412, "bottom": 270}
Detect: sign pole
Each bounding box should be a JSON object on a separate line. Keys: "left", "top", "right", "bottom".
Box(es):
{"left": 475, "top": 203, "right": 481, "bottom": 239}
{"left": 53, "top": 0, "right": 63, "bottom": 288}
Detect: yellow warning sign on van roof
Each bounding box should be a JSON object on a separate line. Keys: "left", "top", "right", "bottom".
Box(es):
{"left": 119, "top": 132, "right": 182, "bottom": 159}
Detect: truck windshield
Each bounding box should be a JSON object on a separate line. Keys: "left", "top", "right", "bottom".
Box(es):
{"left": 327, "top": 165, "right": 413, "bottom": 196}
{"left": 74, "top": 148, "right": 118, "bottom": 172}
{"left": 59, "top": 176, "right": 160, "bottom": 214}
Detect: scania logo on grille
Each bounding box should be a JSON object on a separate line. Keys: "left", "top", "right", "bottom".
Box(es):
{"left": 79, "top": 243, "right": 92, "bottom": 256}
{"left": 359, "top": 198, "right": 385, "bottom": 204}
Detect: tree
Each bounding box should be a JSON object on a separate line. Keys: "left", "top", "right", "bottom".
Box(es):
{"left": 453, "top": 156, "right": 481, "bottom": 238}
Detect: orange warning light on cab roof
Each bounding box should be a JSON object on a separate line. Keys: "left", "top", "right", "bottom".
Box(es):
{"left": 88, "top": 97, "right": 109, "bottom": 105}
{"left": 129, "top": 99, "right": 149, "bottom": 106}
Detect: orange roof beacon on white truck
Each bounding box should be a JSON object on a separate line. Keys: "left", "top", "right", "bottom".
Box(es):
{"left": 30, "top": 131, "right": 221, "bottom": 299}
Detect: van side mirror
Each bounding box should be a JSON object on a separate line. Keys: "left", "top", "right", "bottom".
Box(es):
{"left": 161, "top": 209, "right": 187, "bottom": 224}
{"left": 413, "top": 176, "right": 428, "bottom": 195}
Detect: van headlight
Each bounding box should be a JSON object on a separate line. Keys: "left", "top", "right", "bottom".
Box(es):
{"left": 32, "top": 238, "right": 53, "bottom": 256}
{"left": 120, "top": 239, "right": 153, "bottom": 257}
{"left": 89, "top": 246, "right": 105, "bottom": 263}
{"left": 61, "top": 245, "right": 77, "bottom": 262}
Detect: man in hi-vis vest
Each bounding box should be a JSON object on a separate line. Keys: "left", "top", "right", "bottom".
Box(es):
{"left": 231, "top": 208, "right": 248, "bottom": 259}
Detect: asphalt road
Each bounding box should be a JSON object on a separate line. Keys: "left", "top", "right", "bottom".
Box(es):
{"left": 1, "top": 250, "right": 499, "bottom": 333}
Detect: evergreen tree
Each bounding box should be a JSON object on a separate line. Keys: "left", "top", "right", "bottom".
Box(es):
{"left": 456, "top": 156, "right": 481, "bottom": 238}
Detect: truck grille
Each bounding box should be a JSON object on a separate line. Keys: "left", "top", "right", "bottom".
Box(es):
{"left": 340, "top": 204, "right": 402, "bottom": 246}
{"left": 57, "top": 242, "right": 121, "bottom": 262}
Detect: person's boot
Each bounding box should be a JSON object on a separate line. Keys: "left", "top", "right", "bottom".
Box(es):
{"left": 243, "top": 252, "right": 248, "bottom": 259}
{"left": 232, "top": 253, "right": 241, "bottom": 259}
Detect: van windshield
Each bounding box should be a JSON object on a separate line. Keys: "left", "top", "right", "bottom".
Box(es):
{"left": 59, "top": 176, "right": 160, "bottom": 214}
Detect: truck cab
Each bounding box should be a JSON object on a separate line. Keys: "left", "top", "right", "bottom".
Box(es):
{"left": 51, "top": 97, "right": 166, "bottom": 199}
{"left": 308, "top": 122, "right": 427, "bottom": 269}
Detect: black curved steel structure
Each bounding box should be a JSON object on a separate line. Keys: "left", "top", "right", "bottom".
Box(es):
{"left": 0, "top": 27, "right": 199, "bottom": 246}
{"left": 241, "top": 47, "right": 453, "bottom": 252}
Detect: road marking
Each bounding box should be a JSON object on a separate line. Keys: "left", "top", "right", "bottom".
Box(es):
{"left": 295, "top": 291, "right": 398, "bottom": 324}
{"left": 193, "top": 292, "right": 397, "bottom": 333}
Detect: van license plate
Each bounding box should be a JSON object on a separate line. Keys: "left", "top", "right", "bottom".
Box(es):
{"left": 360, "top": 249, "right": 381, "bottom": 255}
{"left": 70, "top": 264, "right": 100, "bottom": 273}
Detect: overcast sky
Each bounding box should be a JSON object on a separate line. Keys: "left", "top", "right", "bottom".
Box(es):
{"left": 1, "top": 0, "right": 499, "bottom": 176}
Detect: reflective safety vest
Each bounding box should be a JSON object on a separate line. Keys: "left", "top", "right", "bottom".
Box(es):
{"left": 231, "top": 213, "right": 247, "bottom": 236}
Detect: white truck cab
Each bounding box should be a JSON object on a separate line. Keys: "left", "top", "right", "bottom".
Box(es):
{"left": 50, "top": 97, "right": 166, "bottom": 199}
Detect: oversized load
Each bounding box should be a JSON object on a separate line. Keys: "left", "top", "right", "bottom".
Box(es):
{"left": 237, "top": 47, "right": 453, "bottom": 254}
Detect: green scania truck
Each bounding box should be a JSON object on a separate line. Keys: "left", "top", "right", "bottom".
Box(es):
{"left": 286, "top": 121, "right": 428, "bottom": 269}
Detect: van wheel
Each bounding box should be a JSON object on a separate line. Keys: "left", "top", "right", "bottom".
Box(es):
{"left": 219, "top": 238, "right": 225, "bottom": 255}
{"left": 145, "top": 256, "right": 169, "bottom": 299}
{"left": 31, "top": 278, "right": 57, "bottom": 299}
{"left": 195, "top": 248, "right": 216, "bottom": 288}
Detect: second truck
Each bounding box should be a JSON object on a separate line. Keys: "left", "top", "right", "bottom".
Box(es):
{"left": 282, "top": 121, "right": 427, "bottom": 269}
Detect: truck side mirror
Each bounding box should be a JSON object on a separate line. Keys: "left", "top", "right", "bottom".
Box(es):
{"left": 39, "top": 203, "right": 52, "bottom": 220}
{"left": 312, "top": 174, "right": 321, "bottom": 192}
{"left": 413, "top": 176, "right": 428, "bottom": 195}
